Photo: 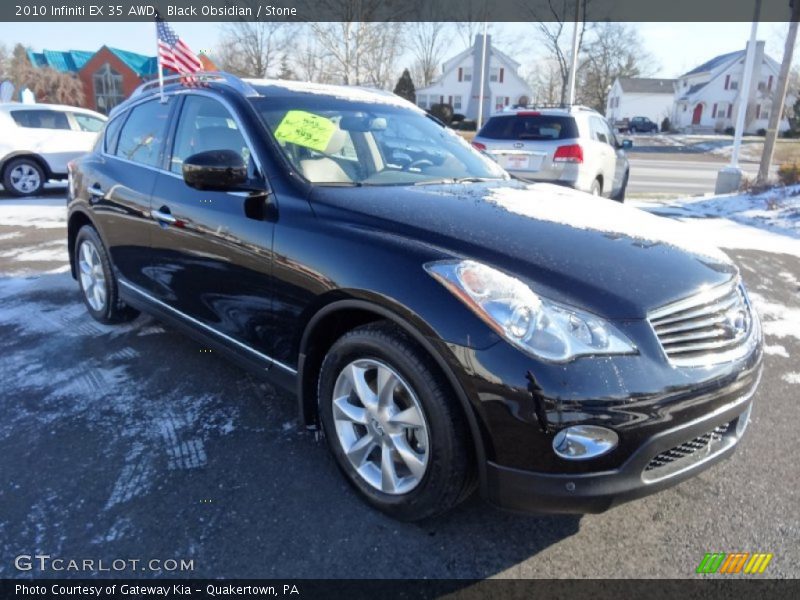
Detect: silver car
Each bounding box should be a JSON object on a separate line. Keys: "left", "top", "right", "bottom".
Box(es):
{"left": 472, "top": 106, "right": 631, "bottom": 201}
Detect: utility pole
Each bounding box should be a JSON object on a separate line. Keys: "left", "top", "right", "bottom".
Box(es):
{"left": 716, "top": 0, "right": 762, "bottom": 193}
{"left": 565, "top": 0, "right": 581, "bottom": 106}
{"left": 757, "top": 0, "right": 800, "bottom": 183}
{"left": 477, "top": 21, "right": 488, "bottom": 130}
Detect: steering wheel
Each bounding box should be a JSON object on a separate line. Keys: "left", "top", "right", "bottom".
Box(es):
{"left": 404, "top": 158, "right": 434, "bottom": 171}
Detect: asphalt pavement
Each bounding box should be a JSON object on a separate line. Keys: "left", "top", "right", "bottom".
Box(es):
{"left": 0, "top": 191, "right": 798, "bottom": 580}
{"left": 627, "top": 156, "right": 764, "bottom": 196}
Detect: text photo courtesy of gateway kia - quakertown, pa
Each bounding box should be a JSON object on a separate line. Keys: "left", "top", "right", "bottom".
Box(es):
{"left": 0, "top": 0, "right": 799, "bottom": 597}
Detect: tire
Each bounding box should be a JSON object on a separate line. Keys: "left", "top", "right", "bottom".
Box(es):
{"left": 318, "top": 322, "right": 474, "bottom": 521}
{"left": 612, "top": 171, "right": 628, "bottom": 203}
{"left": 74, "top": 225, "right": 139, "bottom": 324}
{"left": 629, "top": 126, "right": 637, "bottom": 134}
{"left": 590, "top": 178, "right": 602, "bottom": 196}
{"left": 3, "top": 157, "right": 45, "bottom": 196}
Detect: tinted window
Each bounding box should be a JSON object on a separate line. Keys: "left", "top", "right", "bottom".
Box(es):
{"left": 72, "top": 113, "right": 105, "bottom": 132}
{"left": 170, "top": 96, "right": 249, "bottom": 175}
{"left": 115, "top": 100, "right": 171, "bottom": 167}
{"left": 479, "top": 115, "right": 579, "bottom": 141}
{"left": 590, "top": 117, "right": 612, "bottom": 145}
{"left": 10, "top": 109, "right": 70, "bottom": 130}
{"left": 103, "top": 115, "right": 125, "bottom": 154}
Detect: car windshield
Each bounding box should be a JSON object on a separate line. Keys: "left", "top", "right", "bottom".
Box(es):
{"left": 250, "top": 95, "right": 507, "bottom": 186}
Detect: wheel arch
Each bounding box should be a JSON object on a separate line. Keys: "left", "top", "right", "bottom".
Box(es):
{"left": 296, "top": 297, "right": 489, "bottom": 488}
{"left": 1, "top": 151, "right": 55, "bottom": 180}
{"left": 67, "top": 209, "right": 97, "bottom": 279}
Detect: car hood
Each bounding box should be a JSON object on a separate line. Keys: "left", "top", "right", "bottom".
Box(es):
{"left": 310, "top": 180, "right": 737, "bottom": 319}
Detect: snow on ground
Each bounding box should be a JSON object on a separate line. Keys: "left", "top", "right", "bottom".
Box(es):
{"left": 0, "top": 196, "right": 67, "bottom": 229}
{"left": 634, "top": 184, "right": 800, "bottom": 258}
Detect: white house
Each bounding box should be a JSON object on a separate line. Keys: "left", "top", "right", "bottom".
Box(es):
{"left": 415, "top": 35, "right": 532, "bottom": 122}
{"left": 671, "top": 40, "right": 790, "bottom": 133}
{"left": 605, "top": 77, "right": 676, "bottom": 124}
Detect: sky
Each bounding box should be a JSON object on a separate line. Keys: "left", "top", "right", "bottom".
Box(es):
{"left": 0, "top": 21, "right": 791, "bottom": 80}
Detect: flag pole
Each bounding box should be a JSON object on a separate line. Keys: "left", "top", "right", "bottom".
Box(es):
{"left": 155, "top": 18, "right": 165, "bottom": 103}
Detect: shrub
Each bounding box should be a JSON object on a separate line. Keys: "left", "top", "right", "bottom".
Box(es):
{"left": 777, "top": 161, "right": 800, "bottom": 186}
{"left": 756, "top": 128, "right": 767, "bottom": 137}
{"left": 724, "top": 126, "right": 735, "bottom": 136}
{"left": 660, "top": 117, "right": 671, "bottom": 132}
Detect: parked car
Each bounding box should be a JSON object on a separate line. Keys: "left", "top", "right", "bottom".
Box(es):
{"left": 615, "top": 116, "right": 659, "bottom": 134}
{"left": 68, "top": 74, "right": 762, "bottom": 521}
{"left": 0, "top": 103, "right": 106, "bottom": 196}
{"left": 472, "top": 106, "right": 631, "bottom": 201}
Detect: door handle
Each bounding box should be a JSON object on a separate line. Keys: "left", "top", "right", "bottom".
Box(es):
{"left": 151, "top": 207, "right": 176, "bottom": 225}
{"left": 89, "top": 184, "right": 105, "bottom": 199}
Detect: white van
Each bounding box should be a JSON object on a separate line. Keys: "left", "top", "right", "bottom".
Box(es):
{"left": 0, "top": 103, "right": 107, "bottom": 196}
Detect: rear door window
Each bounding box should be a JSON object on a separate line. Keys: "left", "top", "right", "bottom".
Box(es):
{"left": 479, "top": 115, "right": 579, "bottom": 141}
{"left": 10, "top": 109, "right": 71, "bottom": 130}
{"left": 72, "top": 113, "right": 106, "bottom": 132}
{"left": 114, "top": 100, "right": 171, "bottom": 168}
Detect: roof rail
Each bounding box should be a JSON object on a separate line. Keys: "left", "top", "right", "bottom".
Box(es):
{"left": 129, "top": 71, "right": 261, "bottom": 100}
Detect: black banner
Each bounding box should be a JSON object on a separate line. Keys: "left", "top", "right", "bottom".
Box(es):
{"left": 2, "top": 579, "right": 800, "bottom": 600}
{"left": 1, "top": 0, "right": 796, "bottom": 23}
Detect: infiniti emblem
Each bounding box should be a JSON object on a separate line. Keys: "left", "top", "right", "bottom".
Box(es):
{"left": 513, "top": 142, "right": 524, "bottom": 149}
{"left": 722, "top": 308, "right": 748, "bottom": 339}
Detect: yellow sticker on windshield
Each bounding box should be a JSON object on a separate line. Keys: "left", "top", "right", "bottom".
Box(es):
{"left": 274, "top": 110, "right": 336, "bottom": 152}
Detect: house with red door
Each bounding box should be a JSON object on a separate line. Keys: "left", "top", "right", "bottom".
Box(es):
{"left": 27, "top": 46, "right": 217, "bottom": 115}
{"left": 671, "top": 40, "right": 790, "bottom": 134}
{"left": 414, "top": 35, "right": 532, "bottom": 123}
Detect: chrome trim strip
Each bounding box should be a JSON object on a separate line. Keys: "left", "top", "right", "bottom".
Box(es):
{"left": 649, "top": 278, "right": 737, "bottom": 321}
{"left": 118, "top": 279, "right": 297, "bottom": 375}
{"left": 640, "top": 366, "right": 761, "bottom": 484}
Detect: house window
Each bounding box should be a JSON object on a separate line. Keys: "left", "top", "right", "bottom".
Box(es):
{"left": 417, "top": 94, "right": 427, "bottom": 109}
{"left": 93, "top": 63, "right": 124, "bottom": 115}
{"left": 463, "top": 67, "right": 472, "bottom": 82}
{"left": 729, "top": 79, "right": 739, "bottom": 90}
{"left": 489, "top": 67, "right": 499, "bottom": 82}
{"left": 715, "top": 103, "right": 728, "bottom": 119}
{"left": 494, "top": 96, "right": 508, "bottom": 111}
{"left": 760, "top": 104, "right": 770, "bottom": 120}
{"left": 453, "top": 95, "right": 462, "bottom": 110}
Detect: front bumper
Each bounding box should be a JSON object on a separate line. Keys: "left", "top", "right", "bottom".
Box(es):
{"left": 485, "top": 366, "right": 760, "bottom": 514}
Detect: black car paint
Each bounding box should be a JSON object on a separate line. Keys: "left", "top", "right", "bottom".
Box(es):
{"left": 67, "top": 81, "right": 761, "bottom": 514}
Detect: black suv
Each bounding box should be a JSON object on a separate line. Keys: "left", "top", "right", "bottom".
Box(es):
{"left": 68, "top": 73, "right": 762, "bottom": 521}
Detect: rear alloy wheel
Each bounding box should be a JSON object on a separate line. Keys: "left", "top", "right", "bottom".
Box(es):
{"left": 590, "top": 178, "right": 602, "bottom": 196}
{"left": 612, "top": 171, "right": 629, "bottom": 203}
{"left": 3, "top": 158, "right": 45, "bottom": 196}
{"left": 318, "top": 322, "right": 474, "bottom": 521}
{"left": 75, "top": 225, "right": 139, "bottom": 324}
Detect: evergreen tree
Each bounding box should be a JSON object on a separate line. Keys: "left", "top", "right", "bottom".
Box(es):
{"left": 393, "top": 68, "right": 416, "bottom": 103}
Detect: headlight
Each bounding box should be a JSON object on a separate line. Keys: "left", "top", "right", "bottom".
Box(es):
{"left": 425, "top": 260, "right": 637, "bottom": 362}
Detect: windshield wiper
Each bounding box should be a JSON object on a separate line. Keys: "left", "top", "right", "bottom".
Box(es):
{"left": 414, "top": 177, "right": 501, "bottom": 186}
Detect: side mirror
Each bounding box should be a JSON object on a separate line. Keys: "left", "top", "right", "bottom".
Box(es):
{"left": 182, "top": 149, "right": 248, "bottom": 191}
{"left": 621, "top": 139, "right": 633, "bottom": 150}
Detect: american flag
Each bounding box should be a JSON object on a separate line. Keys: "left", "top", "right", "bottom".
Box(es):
{"left": 156, "top": 20, "right": 203, "bottom": 75}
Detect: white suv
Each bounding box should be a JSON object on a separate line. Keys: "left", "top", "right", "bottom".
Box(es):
{"left": 472, "top": 106, "right": 632, "bottom": 201}
{"left": 0, "top": 103, "right": 106, "bottom": 196}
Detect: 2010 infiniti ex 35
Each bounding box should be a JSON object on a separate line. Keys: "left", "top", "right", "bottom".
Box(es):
{"left": 67, "top": 73, "right": 762, "bottom": 520}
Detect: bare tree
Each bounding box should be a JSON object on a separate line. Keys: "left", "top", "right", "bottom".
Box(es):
{"left": 216, "top": 22, "right": 292, "bottom": 78}
{"left": 0, "top": 43, "right": 9, "bottom": 80}
{"left": 576, "top": 22, "right": 656, "bottom": 112}
{"left": 526, "top": 0, "right": 591, "bottom": 105}
{"left": 453, "top": 1, "right": 494, "bottom": 49}
{"left": 294, "top": 31, "right": 336, "bottom": 84}
{"left": 310, "top": 21, "right": 406, "bottom": 88}
{"left": 408, "top": 22, "right": 451, "bottom": 87}
{"left": 528, "top": 58, "right": 564, "bottom": 105}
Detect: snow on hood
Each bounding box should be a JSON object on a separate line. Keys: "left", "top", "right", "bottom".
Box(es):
{"left": 485, "top": 183, "right": 733, "bottom": 264}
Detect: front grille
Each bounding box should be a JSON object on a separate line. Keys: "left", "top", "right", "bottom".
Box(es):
{"left": 648, "top": 279, "right": 753, "bottom": 367}
{"left": 642, "top": 422, "right": 732, "bottom": 482}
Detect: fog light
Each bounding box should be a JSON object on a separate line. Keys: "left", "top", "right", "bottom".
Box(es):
{"left": 736, "top": 403, "right": 753, "bottom": 437}
{"left": 553, "top": 425, "right": 618, "bottom": 460}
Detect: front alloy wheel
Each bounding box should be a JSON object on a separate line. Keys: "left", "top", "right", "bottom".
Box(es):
{"left": 319, "top": 322, "right": 474, "bottom": 521}
{"left": 3, "top": 158, "right": 45, "bottom": 196}
{"left": 332, "top": 358, "right": 430, "bottom": 495}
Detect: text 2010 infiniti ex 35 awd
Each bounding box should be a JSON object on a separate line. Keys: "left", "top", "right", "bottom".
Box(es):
{"left": 67, "top": 73, "right": 762, "bottom": 521}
